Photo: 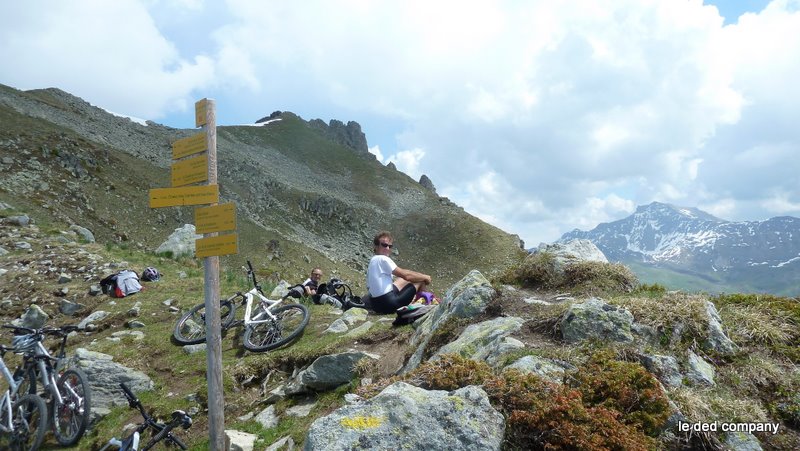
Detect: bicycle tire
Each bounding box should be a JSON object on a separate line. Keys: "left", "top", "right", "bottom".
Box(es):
{"left": 10, "top": 393, "right": 48, "bottom": 451}
{"left": 12, "top": 366, "right": 37, "bottom": 397}
{"left": 52, "top": 368, "right": 92, "bottom": 446}
{"left": 242, "top": 303, "right": 309, "bottom": 352}
{"left": 173, "top": 300, "right": 236, "bottom": 345}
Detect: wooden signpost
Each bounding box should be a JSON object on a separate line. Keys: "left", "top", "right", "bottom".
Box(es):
{"left": 148, "top": 98, "right": 232, "bottom": 450}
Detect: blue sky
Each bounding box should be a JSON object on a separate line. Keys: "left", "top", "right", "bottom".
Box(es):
{"left": 2, "top": 0, "right": 798, "bottom": 247}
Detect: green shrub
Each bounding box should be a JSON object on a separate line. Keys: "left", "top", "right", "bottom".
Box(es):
{"left": 570, "top": 351, "right": 671, "bottom": 435}
{"left": 484, "top": 370, "right": 655, "bottom": 450}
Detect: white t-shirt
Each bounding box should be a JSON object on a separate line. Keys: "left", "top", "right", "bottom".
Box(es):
{"left": 367, "top": 254, "right": 397, "bottom": 297}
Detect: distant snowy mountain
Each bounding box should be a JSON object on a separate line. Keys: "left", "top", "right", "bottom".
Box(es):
{"left": 559, "top": 202, "right": 800, "bottom": 296}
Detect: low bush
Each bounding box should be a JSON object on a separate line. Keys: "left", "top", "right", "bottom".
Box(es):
{"left": 563, "top": 261, "right": 639, "bottom": 294}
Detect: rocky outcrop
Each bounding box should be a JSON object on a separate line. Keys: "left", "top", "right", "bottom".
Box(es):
{"left": 308, "top": 118, "right": 370, "bottom": 156}
{"left": 560, "top": 298, "right": 634, "bottom": 343}
{"left": 532, "top": 239, "right": 608, "bottom": 268}
{"left": 432, "top": 316, "right": 525, "bottom": 368}
{"left": 286, "top": 351, "right": 378, "bottom": 394}
{"left": 419, "top": 174, "right": 436, "bottom": 193}
{"left": 305, "top": 382, "right": 504, "bottom": 450}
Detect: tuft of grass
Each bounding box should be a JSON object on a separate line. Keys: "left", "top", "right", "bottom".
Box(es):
{"left": 721, "top": 304, "right": 797, "bottom": 346}
{"left": 499, "top": 252, "right": 639, "bottom": 296}
{"left": 612, "top": 292, "right": 710, "bottom": 349}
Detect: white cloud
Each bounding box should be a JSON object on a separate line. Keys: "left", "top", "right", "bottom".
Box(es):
{"left": 2, "top": 0, "right": 798, "bottom": 245}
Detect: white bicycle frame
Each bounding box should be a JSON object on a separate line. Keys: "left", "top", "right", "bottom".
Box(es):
{"left": 242, "top": 286, "right": 283, "bottom": 328}
{"left": 0, "top": 356, "right": 21, "bottom": 433}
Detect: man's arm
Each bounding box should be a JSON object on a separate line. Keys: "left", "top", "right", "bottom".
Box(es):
{"left": 392, "top": 267, "right": 432, "bottom": 285}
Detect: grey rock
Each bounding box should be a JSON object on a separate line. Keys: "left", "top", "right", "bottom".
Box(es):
{"left": 286, "top": 401, "right": 316, "bottom": 417}
{"left": 560, "top": 298, "right": 634, "bottom": 344}
{"left": 60, "top": 299, "right": 86, "bottom": 316}
{"left": 57, "top": 273, "right": 72, "bottom": 284}
{"left": 419, "top": 174, "right": 437, "bottom": 193}
{"left": 702, "top": 301, "right": 738, "bottom": 356}
{"left": 88, "top": 285, "right": 101, "bottom": 296}
{"left": 286, "top": 351, "right": 377, "bottom": 394}
{"left": 126, "top": 320, "right": 146, "bottom": 328}
{"left": 182, "top": 344, "right": 207, "bottom": 354}
{"left": 639, "top": 354, "right": 683, "bottom": 388}
{"left": 265, "top": 436, "right": 295, "bottom": 451}
{"left": 504, "top": 355, "right": 569, "bottom": 384}
{"left": 15, "top": 241, "right": 31, "bottom": 250}
{"left": 78, "top": 310, "right": 110, "bottom": 329}
{"left": 685, "top": 350, "right": 715, "bottom": 386}
{"left": 0, "top": 246, "right": 8, "bottom": 256}
{"left": 433, "top": 316, "right": 525, "bottom": 368}
{"left": 155, "top": 224, "right": 201, "bottom": 258}
{"left": 226, "top": 430, "right": 257, "bottom": 451}
{"left": 305, "top": 382, "right": 504, "bottom": 451}
{"left": 533, "top": 239, "right": 608, "bottom": 269}
{"left": 13, "top": 304, "right": 49, "bottom": 329}
{"left": 70, "top": 225, "right": 95, "bottom": 243}
{"left": 5, "top": 215, "right": 31, "bottom": 226}
{"left": 255, "top": 405, "right": 279, "bottom": 429}
{"left": 269, "top": 280, "right": 291, "bottom": 298}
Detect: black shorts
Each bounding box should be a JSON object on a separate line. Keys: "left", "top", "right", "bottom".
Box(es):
{"left": 370, "top": 284, "right": 417, "bottom": 314}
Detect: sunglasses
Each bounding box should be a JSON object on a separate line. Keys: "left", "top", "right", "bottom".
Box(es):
{"left": 379, "top": 242, "right": 393, "bottom": 249}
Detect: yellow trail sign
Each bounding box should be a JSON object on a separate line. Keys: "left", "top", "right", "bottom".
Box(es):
{"left": 149, "top": 185, "right": 219, "bottom": 208}
{"left": 195, "top": 203, "right": 236, "bottom": 234}
{"left": 171, "top": 154, "right": 208, "bottom": 187}
{"left": 195, "top": 99, "right": 208, "bottom": 127}
{"left": 172, "top": 132, "right": 207, "bottom": 159}
{"left": 196, "top": 233, "right": 238, "bottom": 258}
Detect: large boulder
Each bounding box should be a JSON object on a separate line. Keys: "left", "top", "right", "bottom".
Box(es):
{"left": 432, "top": 316, "right": 525, "bottom": 368}
{"left": 402, "top": 270, "right": 496, "bottom": 373}
{"left": 286, "top": 351, "right": 378, "bottom": 394}
{"left": 155, "top": 224, "right": 201, "bottom": 258}
{"left": 534, "top": 239, "right": 608, "bottom": 269}
{"left": 560, "top": 298, "right": 634, "bottom": 344}
{"left": 304, "top": 382, "right": 504, "bottom": 450}
{"left": 12, "top": 304, "right": 49, "bottom": 329}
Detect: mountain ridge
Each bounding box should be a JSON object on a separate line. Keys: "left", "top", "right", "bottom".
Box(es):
{"left": 560, "top": 201, "right": 800, "bottom": 295}
{"left": 0, "top": 83, "right": 525, "bottom": 293}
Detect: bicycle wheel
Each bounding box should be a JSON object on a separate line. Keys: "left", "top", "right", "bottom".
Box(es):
{"left": 12, "top": 365, "right": 37, "bottom": 397}
{"left": 243, "top": 303, "right": 309, "bottom": 352}
{"left": 8, "top": 394, "right": 48, "bottom": 451}
{"left": 52, "top": 368, "right": 91, "bottom": 446}
{"left": 173, "top": 300, "right": 236, "bottom": 345}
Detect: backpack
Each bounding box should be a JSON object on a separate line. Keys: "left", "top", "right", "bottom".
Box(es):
{"left": 142, "top": 267, "right": 160, "bottom": 282}
{"left": 392, "top": 304, "right": 436, "bottom": 326}
{"left": 99, "top": 270, "right": 142, "bottom": 298}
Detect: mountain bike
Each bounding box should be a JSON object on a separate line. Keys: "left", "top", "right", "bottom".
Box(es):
{"left": 0, "top": 343, "right": 47, "bottom": 451}
{"left": 173, "top": 260, "right": 310, "bottom": 352}
{"left": 3, "top": 325, "right": 91, "bottom": 446}
{"left": 99, "top": 383, "right": 191, "bottom": 450}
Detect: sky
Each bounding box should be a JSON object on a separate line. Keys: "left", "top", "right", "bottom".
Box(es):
{"left": 2, "top": 0, "right": 798, "bottom": 247}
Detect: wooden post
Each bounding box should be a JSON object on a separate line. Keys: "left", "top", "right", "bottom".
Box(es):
{"left": 202, "top": 99, "right": 226, "bottom": 450}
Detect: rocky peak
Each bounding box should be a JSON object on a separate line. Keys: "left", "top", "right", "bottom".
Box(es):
{"left": 419, "top": 174, "right": 436, "bottom": 193}
{"left": 308, "top": 117, "right": 371, "bottom": 156}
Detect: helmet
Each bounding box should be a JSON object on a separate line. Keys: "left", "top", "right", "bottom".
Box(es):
{"left": 142, "top": 267, "right": 160, "bottom": 282}
{"left": 12, "top": 334, "right": 38, "bottom": 354}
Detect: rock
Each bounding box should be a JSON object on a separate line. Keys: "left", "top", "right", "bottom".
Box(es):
{"left": 504, "top": 355, "right": 570, "bottom": 384}
{"left": 286, "top": 351, "right": 378, "bottom": 394}
{"left": 432, "top": 316, "right": 525, "bottom": 368}
{"left": 226, "top": 430, "right": 257, "bottom": 451}
{"left": 15, "top": 241, "right": 31, "bottom": 250}
{"left": 110, "top": 330, "right": 145, "bottom": 341}
{"left": 60, "top": 299, "right": 86, "bottom": 316}
{"left": 88, "top": 285, "right": 101, "bottom": 296}
{"left": 286, "top": 400, "right": 316, "bottom": 417}
{"left": 402, "top": 270, "right": 497, "bottom": 373}
{"left": 722, "top": 431, "right": 763, "bottom": 451}
{"left": 702, "top": 301, "right": 738, "bottom": 356}
{"left": 126, "top": 320, "right": 145, "bottom": 328}
{"left": 685, "top": 350, "right": 715, "bottom": 386}
{"left": 78, "top": 310, "right": 110, "bottom": 329}
{"left": 269, "top": 280, "right": 291, "bottom": 298}
{"left": 5, "top": 215, "right": 31, "bottom": 226}
{"left": 13, "top": 304, "right": 49, "bottom": 329}
{"left": 305, "top": 382, "right": 504, "bottom": 450}
{"left": 265, "top": 436, "right": 294, "bottom": 451}
{"left": 255, "top": 405, "right": 278, "bottom": 429}
{"left": 0, "top": 268, "right": 7, "bottom": 277}
{"left": 57, "top": 273, "right": 72, "bottom": 284}
{"left": 182, "top": 344, "right": 207, "bottom": 355}
{"left": 154, "top": 224, "right": 201, "bottom": 258}
{"left": 639, "top": 354, "right": 683, "bottom": 388}
{"left": 533, "top": 239, "right": 608, "bottom": 269}
{"left": 69, "top": 225, "right": 95, "bottom": 242}
{"left": 344, "top": 321, "right": 374, "bottom": 337}
{"left": 419, "top": 174, "right": 437, "bottom": 193}
{"left": 67, "top": 348, "right": 153, "bottom": 424}
{"left": 560, "top": 298, "right": 634, "bottom": 344}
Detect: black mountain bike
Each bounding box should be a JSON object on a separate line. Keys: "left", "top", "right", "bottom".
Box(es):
{"left": 173, "top": 261, "right": 310, "bottom": 352}
{"left": 98, "top": 383, "right": 191, "bottom": 450}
